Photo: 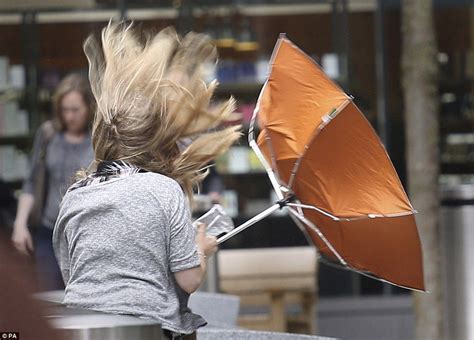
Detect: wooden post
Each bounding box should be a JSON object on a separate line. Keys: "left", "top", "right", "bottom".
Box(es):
{"left": 269, "top": 290, "right": 286, "bottom": 332}
{"left": 302, "top": 291, "right": 316, "bottom": 334}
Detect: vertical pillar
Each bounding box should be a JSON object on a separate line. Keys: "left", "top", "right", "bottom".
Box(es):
{"left": 375, "top": 0, "right": 389, "bottom": 151}
{"left": 176, "top": 0, "right": 194, "bottom": 35}
{"left": 118, "top": 0, "right": 127, "bottom": 21}
{"left": 331, "top": 0, "right": 350, "bottom": 87}
{"left": 21, "top": 11, "right": 39, "bottom": 131}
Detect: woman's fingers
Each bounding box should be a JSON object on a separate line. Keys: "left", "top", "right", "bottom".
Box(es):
{"left": 14, "top": 240, "right": 28, "bottom": 256}
{"left": 196, "top": 222, "right": 207, "bottom": 234}
{"left": 12, "top": 229, "right": 34, "bottom": 256}
{"left": 205, "top": 235, "right": 218, "bottom": 256}
{"left": 25, "top": 233, "right": 34, "bottom": 253}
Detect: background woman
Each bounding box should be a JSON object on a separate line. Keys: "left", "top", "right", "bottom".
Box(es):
{"left": 11, "top": 73, "right": 94, "bottom": 291}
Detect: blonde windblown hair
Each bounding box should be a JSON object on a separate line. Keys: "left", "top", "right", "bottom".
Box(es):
{"left": 82, "top": 22, "right": 240, "bottom": 199}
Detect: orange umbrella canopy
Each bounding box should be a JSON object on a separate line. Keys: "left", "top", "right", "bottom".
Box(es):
{"left": 253, "top": 35, "right": 425, "bottom": 291}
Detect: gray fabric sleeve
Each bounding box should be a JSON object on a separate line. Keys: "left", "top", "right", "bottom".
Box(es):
{"left": 52, "top": 220, "right": 70, "bottom": 285}
{"left": 22, "top": 124, "right": 46, "bottom": 195}
{"left": 168, "top": 189, "right": 200, "bottom": 273}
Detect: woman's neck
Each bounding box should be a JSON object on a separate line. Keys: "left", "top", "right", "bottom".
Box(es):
{"left": 64, "top": 130, "right": 86, "bottom": 144}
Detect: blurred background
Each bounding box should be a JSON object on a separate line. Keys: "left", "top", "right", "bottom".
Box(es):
{"left": 0, "top": 1, "right": 472, "bottom": 340}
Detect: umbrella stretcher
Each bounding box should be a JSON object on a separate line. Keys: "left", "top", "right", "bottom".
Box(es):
{"left": 217, "top": 35, "right": 425, "bottom": 292}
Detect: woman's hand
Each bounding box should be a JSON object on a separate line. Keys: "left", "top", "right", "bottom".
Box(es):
{"left": 11, "top": 193, "right": 35, "bottom": 256}
{"left": 174, "top": 223, "right": 218, "bottom": 294}
{"left": 11, "top": 222, "right": 34, "bottom": 256}
{"left": 195, "top": 222, "right": 217, "bottom": 258}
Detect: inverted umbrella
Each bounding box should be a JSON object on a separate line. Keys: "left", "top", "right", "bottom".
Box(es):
{"left": 217, "top": 35, "right": 425, "bottom": 292}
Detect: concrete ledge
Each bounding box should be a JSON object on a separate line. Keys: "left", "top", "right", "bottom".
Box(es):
{"left": 197, "top": 327, "right": 337, "bottom": 340}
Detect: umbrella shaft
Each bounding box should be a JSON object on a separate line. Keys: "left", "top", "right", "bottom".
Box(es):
{"left": 217, "top": 204, "right": 281, "bottom": 245}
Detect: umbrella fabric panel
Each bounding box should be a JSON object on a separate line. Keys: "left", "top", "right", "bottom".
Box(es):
{"left": 302, "top": 209, "right": 425, "bottom": 291}
{"left": 257, "top": 38, "right": 348, "bottom": 162}
{"left": 256, "top": 129, "right": 298, "bottom": 187}
{"left": 292, "top": 101, "right": 413, "bottom": 217}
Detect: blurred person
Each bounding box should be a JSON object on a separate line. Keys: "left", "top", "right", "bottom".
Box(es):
{"left": 52, "top": 23, "right": 240, "bottom": 340}
{"left": 11, "top": 73, "right": 94, "bottom": 291}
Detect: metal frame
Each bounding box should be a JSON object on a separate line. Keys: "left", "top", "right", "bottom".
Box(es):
{"left": 217, "top": 203, "right": 281, "bottom": 244}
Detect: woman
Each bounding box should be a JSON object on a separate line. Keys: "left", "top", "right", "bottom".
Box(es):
{"left": 11, "top": 73, "right": 94, "bottom": 290}
{"left": 52, "top": 23, "right": 240, "bottom": 339}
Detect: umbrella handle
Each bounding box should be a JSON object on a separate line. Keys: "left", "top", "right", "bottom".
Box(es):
{"left": 216, "top": 204, "right": 281, "bottom": 245}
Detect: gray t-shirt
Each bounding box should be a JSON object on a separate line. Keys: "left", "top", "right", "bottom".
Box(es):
{"left": 23, "top": 123, "right": 94, "bottom": 229}
{"left": 52, "top": 172, "right": 206, "bottom": 334}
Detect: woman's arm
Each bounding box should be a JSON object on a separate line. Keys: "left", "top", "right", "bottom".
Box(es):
{"left": 11, "top": 123, "right": 48, "bottom": 255}
{"left": 11, "top": 193, "right": 35, "bottom": 255}
{"left": 174, "top": 223, "right": 217, "bottom": 294}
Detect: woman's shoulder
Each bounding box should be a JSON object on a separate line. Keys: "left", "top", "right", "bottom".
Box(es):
{"left": 73, "top": 171, "right": 182, "bottom": 195}
{"left": 133, "top": 172, "right": 183, "bottom": 193}
{"left": 38, "top": 120, "right": 57, "bottom": 139}
{"left": 128, "top": 173, "right": 187, "bottom": 209}
{"left": 63, "top": 172, "right": 185, "bottom": 205}
{"left": 32, "top": 120, "right": 57, "bottom": 145}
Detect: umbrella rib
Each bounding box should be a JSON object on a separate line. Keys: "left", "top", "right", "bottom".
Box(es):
{"left": 287, "top": 98, "right": 352, "bottom": 190}
{"left": 264, "top": 130, "right": 288, "bottom": 188}
{"left": 318, "top": 255, "right": 426, "bottom": 293}
{"left": 288, "top": 207, "right": 314, "bottom": 246}
{"left": 248, "top": 81, "right": 262, "bottom": 144}
{"left": 288, "top": 202, "right": 417, "bottom": 221}
{"left": 249, "top": 139, "right": 284, "bottom": 200}
{"left": 294, "top": 200, "right": 304, "bottom": 216}
{"left": 354, "top": 268, "right": 427, "bottom": 293}
{"left": 337, "top": 210, "right": 418, "bottom": 221}
{"left": 287, "top": 202, "right": 340, "bottom": 221}
{"left": 248, "top": 78, "right": 285, "bottom": 200}
{"left": 288, "top": 207, "right": 347, "bottom": 266}
{"left": 217, "top": 203, "right": 281, "bottom": 245}
{"left": 248, "top": 36, "right": 300, "bottom": 196}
